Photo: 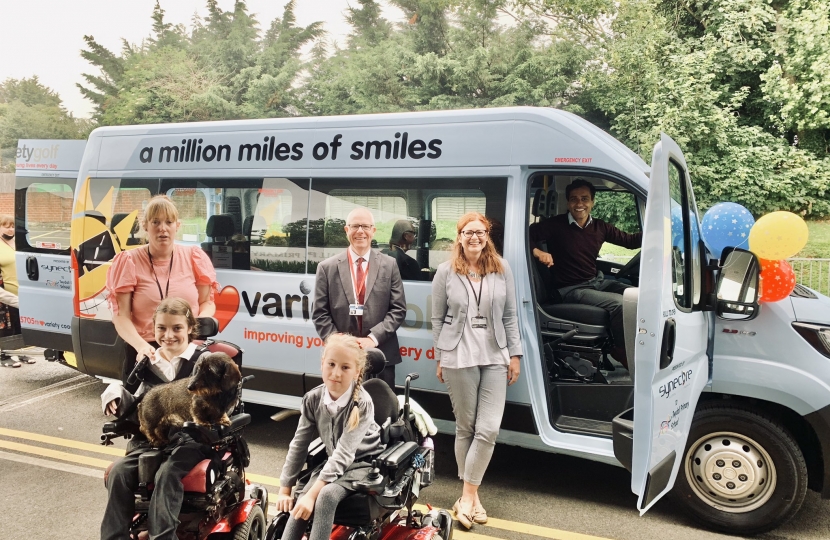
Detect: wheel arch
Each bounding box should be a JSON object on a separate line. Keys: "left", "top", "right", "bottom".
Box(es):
{"left": 697, "top": 392, "right": 825, "bottom": 495}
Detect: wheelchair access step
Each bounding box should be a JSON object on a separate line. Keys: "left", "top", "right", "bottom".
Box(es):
{"left": 554, "top": 416, "right": 613, "bottom": 438}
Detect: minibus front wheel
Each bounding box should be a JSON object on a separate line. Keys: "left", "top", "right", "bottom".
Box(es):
{"left": 675, "top": 404, "right": 807, "bottom": 535}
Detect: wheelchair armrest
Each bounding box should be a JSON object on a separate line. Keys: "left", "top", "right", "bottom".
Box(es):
{"left": 182, "top": 422, "right": 221, "bottom": 444}
{"left": 376, "top": 441, "right": 418, "bottom": 483}
{"left": 216, "top": 413, "right": 251, "bottom": 438}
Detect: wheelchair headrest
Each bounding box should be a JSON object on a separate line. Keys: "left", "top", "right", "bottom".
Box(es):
{"left": 206, "top": 214, "right": 235, "bottom": 238}
{"left": 195, "top": 317, "right": 219, "bottom": 338}
{"left": 362, "top": 379, "right": 399, "bottom": 427}
{"left": 365, "top": 348, "right": 387, "bottom": 375}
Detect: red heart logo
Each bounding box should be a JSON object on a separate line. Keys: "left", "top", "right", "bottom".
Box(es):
{"left": 40, "top": 320, "right": 45, "bottom": 326}
{"left": 214, "top": 286, "right": 240, "bottom": 332}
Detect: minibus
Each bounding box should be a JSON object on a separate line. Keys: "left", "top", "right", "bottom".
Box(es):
{"left": 20, "top": 108, "right": 830, "bottom": 535}
{"left": 14, "top": 139, "right": 85, "bottom": 363}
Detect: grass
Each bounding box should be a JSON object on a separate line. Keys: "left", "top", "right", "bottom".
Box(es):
{"left": 796, "top": 221, "right": 830, "bottom": 259}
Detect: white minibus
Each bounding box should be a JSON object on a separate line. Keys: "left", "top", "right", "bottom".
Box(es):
{"left": 37, "top": 108, "right": 830, "bottom": 535}
{"left": 14, "top": 139, "right": 85, "bottom": 362}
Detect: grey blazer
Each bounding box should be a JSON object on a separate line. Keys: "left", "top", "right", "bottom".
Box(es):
{"left": 312, "top": 249, "right": 407, "bottom": 365}
{"left": 431, "top": 258, "right": 523, "bottom": 358}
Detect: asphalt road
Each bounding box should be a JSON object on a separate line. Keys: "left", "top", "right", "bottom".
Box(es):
{"left": 1, "top": 354, "right": 828, "bottom": 540}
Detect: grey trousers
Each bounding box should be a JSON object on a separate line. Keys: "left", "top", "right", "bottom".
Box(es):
{"left": 444, "top": 364, "right": 508, "bottom": 486}
{"left": 281, "top": 483, "right": 350, "bottom": 540}
{"left": 560, "top": 278, "right": 631, "bottom": 359}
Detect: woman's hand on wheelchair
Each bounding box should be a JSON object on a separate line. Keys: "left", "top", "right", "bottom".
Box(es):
{"left": 275, "top": 488, "right": 294, "bottom": 513}
{"left": 105, "top": 399, "right": 119, "bottom": 416}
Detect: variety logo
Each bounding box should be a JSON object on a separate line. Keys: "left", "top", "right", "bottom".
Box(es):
{"left": 214, "top": 286, "right": 240, "bottom": 332}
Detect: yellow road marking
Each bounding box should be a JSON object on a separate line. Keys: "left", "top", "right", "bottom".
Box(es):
{"left": 0, "top": 427, "right": 126, "bottom": 456}
{"left": 1, "top": 429, "right": 612, "bottom": 540}
{"left": 0, "top": 439, "right": 113, "bottom": 468}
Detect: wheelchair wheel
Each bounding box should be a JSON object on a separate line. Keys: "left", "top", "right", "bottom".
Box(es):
{"left": 232, "top": 505, "right": 265, "bottom": 540}
{"left": 264, "top": 512, "right": 289, "bottom": 540}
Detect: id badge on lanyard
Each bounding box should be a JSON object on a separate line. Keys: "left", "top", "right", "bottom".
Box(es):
{"left": 347, "top": 250, "right": 368, "bottom": 317}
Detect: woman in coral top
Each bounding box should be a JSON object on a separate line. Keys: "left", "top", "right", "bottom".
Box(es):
{"left": 105, "top": 195, "right": 218, "bottom": 389}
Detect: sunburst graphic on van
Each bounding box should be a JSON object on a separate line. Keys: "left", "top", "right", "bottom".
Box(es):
{"left": 71, "top": 177, "right": 142, "bottom": 320}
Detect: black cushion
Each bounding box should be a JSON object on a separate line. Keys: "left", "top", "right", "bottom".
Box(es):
{"left": 363, "top": 379, "right": 398, "bottom": 427}
{"left": 242, "top": 215, "right": 254, "bottom": 236}
{"left": 543, "top": 303, "right": 610, "bottom": 326}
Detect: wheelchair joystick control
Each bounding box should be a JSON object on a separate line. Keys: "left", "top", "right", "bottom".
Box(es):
{"left": 367, "top": 460, "right": 381, "bottom": 480}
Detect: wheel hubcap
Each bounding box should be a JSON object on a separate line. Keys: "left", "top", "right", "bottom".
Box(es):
{"left": 686, "top": 431, "right": 776, "bottom": 513}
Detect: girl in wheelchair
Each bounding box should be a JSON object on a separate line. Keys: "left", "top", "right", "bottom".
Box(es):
{"left": 275, "top": 333, "right": 382, "bottom": 540}
{"left": 101, "top": 298, "right": 212, "bottom": 540}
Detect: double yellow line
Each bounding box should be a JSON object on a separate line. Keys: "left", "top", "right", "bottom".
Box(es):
{"left": 0, "top": 427, "right": 611, "bottom": 540}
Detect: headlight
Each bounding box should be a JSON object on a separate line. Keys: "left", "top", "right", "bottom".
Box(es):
{"left": 792, "top": 322, "right": 830, "bottom": 359}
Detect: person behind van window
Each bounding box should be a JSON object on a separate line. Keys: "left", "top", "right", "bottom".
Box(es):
{"left": 106, "top": 195, "right": 218, "bottom": 388}
{"left": 529, "top": 178, "right": 642, "bottom": 368}
{"left": 100, "top": 298, "right": 212, "bottom": 540}
{"left": 380, "top": 219, "right": 424, "bottom": 281}
{"left": 0, "top": 215, "right": 35, "bottom": 367}
{"left": 312, "top": 207, "right": 406, "bottom": 389}
{"left": 431, "top": 212, "right": 522, "bottom": 530}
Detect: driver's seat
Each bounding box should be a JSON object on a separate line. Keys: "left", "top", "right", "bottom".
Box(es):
{"left": 532, "top": 259, "right": 610, "bottom": 347}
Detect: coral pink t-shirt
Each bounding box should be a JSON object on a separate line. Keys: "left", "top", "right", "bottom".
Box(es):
{"left": 106, "top": 245, "right": 219, "bottom": 340}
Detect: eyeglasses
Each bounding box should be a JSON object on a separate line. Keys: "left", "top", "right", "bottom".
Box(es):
{"left": 461, "top": 230, "right": 487, "bottom": 239}
{"left": 348, "top": 224, "right": 374, "bottom": 231}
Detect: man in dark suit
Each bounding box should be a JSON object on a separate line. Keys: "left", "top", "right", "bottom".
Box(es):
{"left": 312, "top": 207, "right": 407, "bottom": 388}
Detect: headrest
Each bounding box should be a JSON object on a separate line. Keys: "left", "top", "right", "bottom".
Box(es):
{"left": 111, "top": 213, "right": 139, "bottom": 234}
{"left": 206, "top": 214, "right": 235, "bottom": 238}
{"left": 532, "top": 189, "right": 547, "bottom": 218}
{"left": 195, "top": 317, "right": 219, "bottom": 338}
{"left": 365, "top": 348, "right": 387, "bottom": 375}
{"left": 242, "top": 215, "right": 254, "bottom": 236}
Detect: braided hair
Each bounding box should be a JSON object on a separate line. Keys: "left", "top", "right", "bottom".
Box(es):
{"left": 322, "top": 333, "right": 368, "bottom": 431}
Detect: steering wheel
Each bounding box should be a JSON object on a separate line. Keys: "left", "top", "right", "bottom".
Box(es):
{"left": 614, "top": 251, "right": 641, "bottom": 281}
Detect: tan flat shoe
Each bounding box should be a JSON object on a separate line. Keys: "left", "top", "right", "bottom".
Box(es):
{"left": 472, "top": 503, "right": 488, "bottom": 524}
{"left": 452, "top": 498, "right": 473, "bottom": 529}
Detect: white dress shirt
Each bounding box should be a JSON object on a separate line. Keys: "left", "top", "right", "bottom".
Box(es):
{"left": 347, "top": 247, "right": 379, "bottom": 346}
{"left": 323, "top": 381, "right": 355, "bottom": 416}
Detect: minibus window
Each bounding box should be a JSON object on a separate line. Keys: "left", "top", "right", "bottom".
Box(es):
{"left": 23, "top": 182, "right": 74, "bottom": 253}
{"left": 160, "top": 178, "right": 310, "bottom": 274}
{"left": 668, "top": 163, "right": 692, "bottom": 309}
{"left": 307, "top": 177, "right": 508, "bottom": 280}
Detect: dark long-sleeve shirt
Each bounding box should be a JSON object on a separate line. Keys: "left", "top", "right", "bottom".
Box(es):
{"left": 529, "top": 213, "right": 642, "bottom": 288}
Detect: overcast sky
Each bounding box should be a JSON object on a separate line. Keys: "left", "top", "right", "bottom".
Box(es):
{"left": 0, "top": 0, "right": 404, "bottom": 119}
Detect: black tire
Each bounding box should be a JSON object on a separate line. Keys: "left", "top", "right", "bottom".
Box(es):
{"left": 674, "top": 404, "right": 807, "bottom": 535}
{"left": 233, "top": 505, "right": 266, "bottom": 540}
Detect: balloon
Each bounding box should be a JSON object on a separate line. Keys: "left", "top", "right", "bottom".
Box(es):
{"left": 670, "top": 204, "right": 684, "bottom": 246}
{"left": 701, "top": 202, "right": 755, "bottom": 259}
{"left": 759, "top": 259, "right": 796, "bottom": 303}
{"left": 749, "top": 211, "right": 809, "bottom": 260}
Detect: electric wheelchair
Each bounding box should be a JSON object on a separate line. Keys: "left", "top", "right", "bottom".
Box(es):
{"left": 101, "top": 317, "right": 268, "bottom": 540}
{"left": 265, "top": 351, "right": 453, "bottom": 540}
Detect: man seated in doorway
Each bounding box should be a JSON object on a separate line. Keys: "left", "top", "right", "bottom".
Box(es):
{"left": 529, "top": 178, "right": 642, "bottom": 368}
{"left": 381, "top": 220, "right": 425, "bottom": 281}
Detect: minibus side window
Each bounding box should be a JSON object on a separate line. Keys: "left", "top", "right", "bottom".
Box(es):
{"left": 20, "top": 181, "right": 75, "bottom": 254}
{"left": 307, "top": 177, "right": 508, "bottom": 280}
{"left": 161, "top": 178, "right": 310, "bottom": 274}
{"left": 668, "top": 162, "right": 693, "bottom": 310}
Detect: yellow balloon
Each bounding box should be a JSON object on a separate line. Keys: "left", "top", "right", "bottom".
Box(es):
{"left": 748, "top": 211, "right": 809, "bottom": 260}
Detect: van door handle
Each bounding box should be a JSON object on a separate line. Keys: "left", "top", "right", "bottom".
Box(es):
{"left": 659, "top": 318, "right": 676, "bottom": 370}
{"left": 26, "top": 256, "right": 39, "bottom": 281}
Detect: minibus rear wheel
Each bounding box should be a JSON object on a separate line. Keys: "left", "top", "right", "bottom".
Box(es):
{"left": 675, "top": 404, "right": 807, "bottom": 535}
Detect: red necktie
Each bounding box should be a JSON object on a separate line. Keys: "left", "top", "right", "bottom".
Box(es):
{"left": 355, "top": 257, "right": 366, "bottom": 335}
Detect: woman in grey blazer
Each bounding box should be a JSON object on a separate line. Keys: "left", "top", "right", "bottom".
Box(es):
{"left": 431, "top": 212, "right": 522, "bottom": 529}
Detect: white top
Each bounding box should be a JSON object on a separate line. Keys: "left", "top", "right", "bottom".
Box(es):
{"left": 323, "top": 381, "right": 355, "bottom": 416}
{"left": 347, "top": 246, "right": 378, "bottom": 346}
{"left": 568, "top": 212, "right": 593, "bottom": 229}
{"left": 437, "top": 277, "right": 510, "bottom": 369}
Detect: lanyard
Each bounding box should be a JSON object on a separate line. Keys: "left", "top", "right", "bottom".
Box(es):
{"left": 147, "top": 247, "right": 174, "bottom": 301}
{"left": 465, "top": 275, "right": 483, "bottom": 316}
{"left": 347, "top": 250, "right": 369, "bottom": 302}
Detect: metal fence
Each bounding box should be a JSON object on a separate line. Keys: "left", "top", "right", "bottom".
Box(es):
{"left": 601, "top": 255, "right": 830, "bottom": 297}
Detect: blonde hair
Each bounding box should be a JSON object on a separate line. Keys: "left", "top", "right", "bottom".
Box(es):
{"left": 322, "top": 333, "right": 368, "bottom": 431}
{"left": 154, "top": 297, "right": 199, "bottom": 341}
{"left": 0, "top": 215, "right": 14, "bottom": 228}
{"left": 143, "top": 195, "right": 180, "bottom": 227}
{"left": 450, "top": 212, "right": 504, "bottom": 275}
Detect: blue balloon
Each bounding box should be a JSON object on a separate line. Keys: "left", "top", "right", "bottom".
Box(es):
{"left": 701, "top": 202, "right": 755, "bottom": 258}
{"left": 670, "top": 204, "right": 684, "bottom": 246}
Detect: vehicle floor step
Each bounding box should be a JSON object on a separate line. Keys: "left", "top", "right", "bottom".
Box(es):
{"left": 554, "top": 416, "right": 613, "bottom": 437}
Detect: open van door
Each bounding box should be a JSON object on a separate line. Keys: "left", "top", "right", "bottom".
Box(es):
{"left": 630, "top": 134, "right": 709, "bottom": 512}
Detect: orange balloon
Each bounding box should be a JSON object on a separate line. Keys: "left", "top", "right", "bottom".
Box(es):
{"left": 759, "top": 259, "right": 796, "bottom": 303}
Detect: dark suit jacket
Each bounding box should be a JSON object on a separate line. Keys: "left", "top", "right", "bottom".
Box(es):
{"left": 312, "top": 250, "right": 407, "bottom": 365}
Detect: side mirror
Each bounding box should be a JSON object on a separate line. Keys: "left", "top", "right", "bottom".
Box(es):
{"left": 715, "top": 248, "right": 760, "bottom": 321}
